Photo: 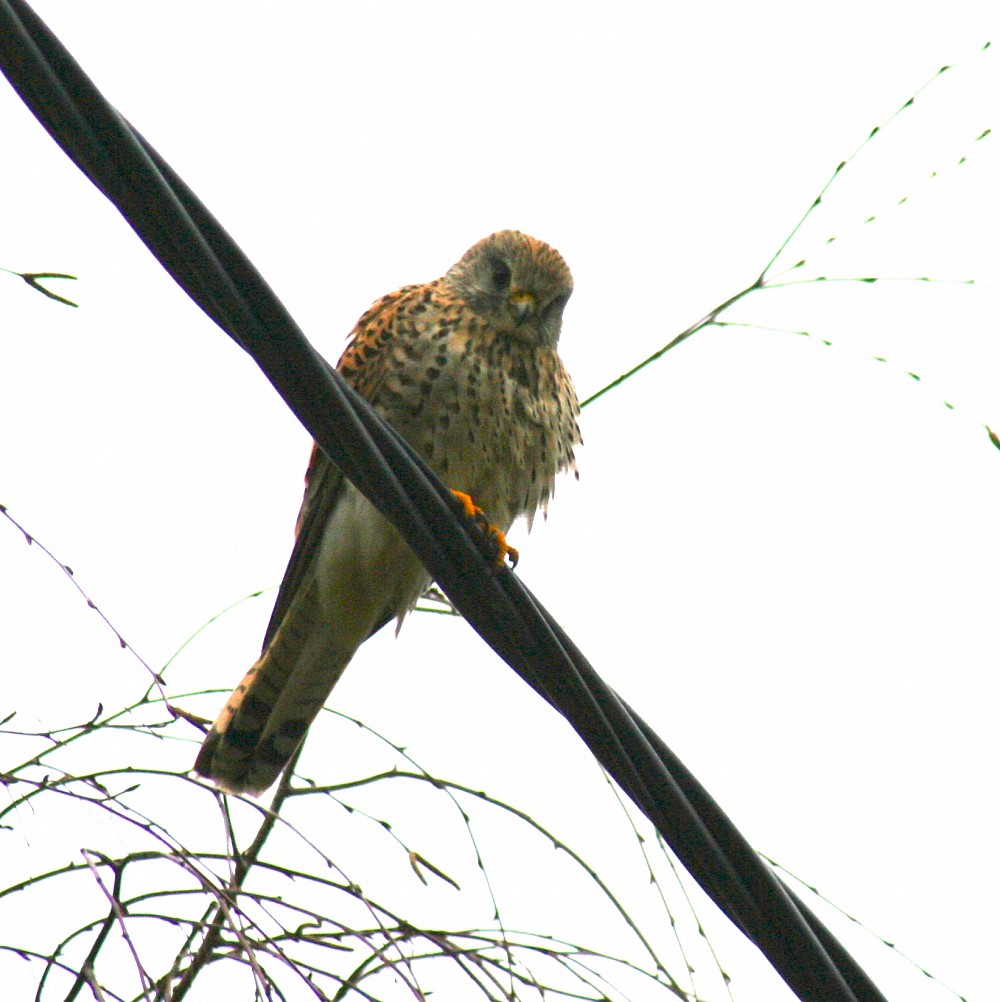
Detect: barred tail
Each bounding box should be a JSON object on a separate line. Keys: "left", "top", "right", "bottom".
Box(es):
{"left": 193, "top": 576, "right": 354, "bottom": 795}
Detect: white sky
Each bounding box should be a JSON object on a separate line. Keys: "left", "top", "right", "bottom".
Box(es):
{"left": 1, "top": 2, "right": 998, "bottom": 1000}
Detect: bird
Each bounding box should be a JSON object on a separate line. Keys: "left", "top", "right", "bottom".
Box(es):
{"left": 193, "top": 230, "right": 582, "bottom": 795}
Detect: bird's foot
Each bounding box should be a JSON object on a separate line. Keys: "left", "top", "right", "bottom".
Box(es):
{"left": 452, "top": 490, "right": 519, "bottom": 569}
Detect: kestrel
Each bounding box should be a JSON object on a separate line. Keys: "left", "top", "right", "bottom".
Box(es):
{"left": 194, "top": 231, "right": 581, "bottom": 794}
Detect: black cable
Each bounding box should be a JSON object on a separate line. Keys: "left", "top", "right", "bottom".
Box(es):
{"left": 0, "top": 3, "right": 890, "bottom": 999}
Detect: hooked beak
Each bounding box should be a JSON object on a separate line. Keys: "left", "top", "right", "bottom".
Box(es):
{"left": 510, "top": 290, "right": 536, "bottom": 323}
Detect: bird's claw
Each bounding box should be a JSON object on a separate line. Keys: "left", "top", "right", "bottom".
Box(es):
{"left": 452, "top": 490, "right": 519, "bottom": 568}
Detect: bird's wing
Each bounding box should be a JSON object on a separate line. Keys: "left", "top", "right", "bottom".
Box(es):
{"left": 260, "top": 439, "right": 345, "bottom": 650}
{"left": 260, "top": 283, "right": 425, "bottom": 650}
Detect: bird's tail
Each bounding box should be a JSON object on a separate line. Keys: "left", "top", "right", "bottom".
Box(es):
{"left": 193, "top": 576, "right": 354, "bottom": 795}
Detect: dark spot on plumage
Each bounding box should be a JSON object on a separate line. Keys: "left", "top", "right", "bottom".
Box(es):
{"left": 223, "top": 723, "right": 261, "bottom": 752}
{"left": 380, "top": 385, "right": 403, "bottom": 406}
{"left": 424, "top": 367, "right": 440, "bottom": 381}
{"left": 509, "top": 356, "right": 533, "bottom": 390}
{"left": 279, "top": 718, "right": 309, "bottom": 741}
{"left": 241, "top": 692, "right": 270, "bottom": 718}
{"left": 258, "top": 737, "right": 290, "bottom": 767}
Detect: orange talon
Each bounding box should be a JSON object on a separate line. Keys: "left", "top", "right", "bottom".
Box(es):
{"left": 490, "top": 526, "right": 519, "bottom": 569}
{"left": 452, "top": 490, "right": 519, "bottom": 569}
{"left": 452, "top": 489, "right": 480, "bottom": 520}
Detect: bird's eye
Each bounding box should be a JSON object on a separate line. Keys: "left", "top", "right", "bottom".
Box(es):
{"left": 490, "top": 259, "right": 512, "bottom": 293}
{"left": 543, "top": 293, "right": 570, "bottom": 318}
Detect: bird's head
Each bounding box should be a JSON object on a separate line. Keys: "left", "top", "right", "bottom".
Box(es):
{"left": 445, "top": 230, "right": 573, "bottom": 348}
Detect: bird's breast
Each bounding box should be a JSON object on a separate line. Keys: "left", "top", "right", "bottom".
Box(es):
{"left": 378, "top": 326, "right": 580, "bottom": 529}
